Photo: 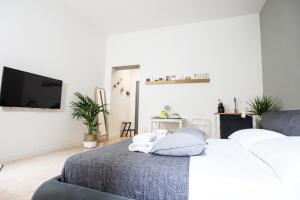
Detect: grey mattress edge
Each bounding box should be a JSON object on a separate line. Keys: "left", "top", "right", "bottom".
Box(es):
{"left": 31, "top": 175, "right": 132, "bottom": 200}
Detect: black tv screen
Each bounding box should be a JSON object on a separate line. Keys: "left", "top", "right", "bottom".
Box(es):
{"left": 0, "top": 67, "right": 63, "bottom": 109}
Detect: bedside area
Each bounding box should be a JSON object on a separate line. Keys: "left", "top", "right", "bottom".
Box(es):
{"left": 215, "top": 113, "right": 255, "bottom": 139}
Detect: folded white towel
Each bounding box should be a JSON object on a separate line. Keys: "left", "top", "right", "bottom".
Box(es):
{"left": 128, "top": 142, "right": 155, "bottom": 153}
{"left": 129, "top": 129, "right": 169, "bottom": 153}
{"left": 153, "top": 129, "right": 168, "bottom": 141}
{"left": 153, "top": 129, "right": 168, "bottom": 134}
{"left": 132, "top": 132, "right": 157, "bottom": 144}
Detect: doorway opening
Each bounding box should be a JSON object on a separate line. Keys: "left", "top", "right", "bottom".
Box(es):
{"left": 110, "top": 65, "right": 140, "bottom": 137}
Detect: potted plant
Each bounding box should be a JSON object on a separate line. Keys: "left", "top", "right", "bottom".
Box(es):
{"left": 247, "top": 96, "right": 280, "bottom": 128}
{"left": 71, "top": 92, "right": 105, "bottom": 148}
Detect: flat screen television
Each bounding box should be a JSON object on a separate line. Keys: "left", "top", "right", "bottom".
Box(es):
{"left": 0, "top": 67, "right": 63, "bottom": 109}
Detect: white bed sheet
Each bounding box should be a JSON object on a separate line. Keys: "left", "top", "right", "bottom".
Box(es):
{"left": 189, "top": 139, "right": 299, "bottom": 200}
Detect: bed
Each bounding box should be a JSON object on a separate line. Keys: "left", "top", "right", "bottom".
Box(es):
{"left": 32, "top": 110, "right": 300, "bottom": 200}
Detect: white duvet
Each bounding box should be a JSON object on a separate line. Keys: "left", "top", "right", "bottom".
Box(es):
{"left": 189, "top": 139, "right": 299, "bottom": 200}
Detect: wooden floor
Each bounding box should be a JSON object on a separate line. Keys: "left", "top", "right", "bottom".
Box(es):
{"left": 0, "top": 136, "right": 127, "bottom": 200}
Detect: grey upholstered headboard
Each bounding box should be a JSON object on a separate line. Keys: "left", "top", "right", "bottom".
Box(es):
{"left": 262, "top": 110, "right": 300, "bottom": 136}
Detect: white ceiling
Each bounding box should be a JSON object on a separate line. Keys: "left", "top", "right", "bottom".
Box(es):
{"left": 63, "top": 0, "right": 266, "bottom": 35}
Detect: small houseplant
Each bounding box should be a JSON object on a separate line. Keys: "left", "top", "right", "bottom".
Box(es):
{"left": 71, "top": 92, "right": 105, "bottom": 148}
{"left": 247, "top": 96, "right": 280, "bottom": 128}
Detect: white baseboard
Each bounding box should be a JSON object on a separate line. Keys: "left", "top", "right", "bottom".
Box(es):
{"left": 0, "top": 139, "right": 82, "bottom": 163}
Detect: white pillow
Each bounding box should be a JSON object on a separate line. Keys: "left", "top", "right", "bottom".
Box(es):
{"left": 228, "top": 129, "right": 286, "bottom": 149}
{"left": 249, "top": 137, "right": 300, "bottom": 185}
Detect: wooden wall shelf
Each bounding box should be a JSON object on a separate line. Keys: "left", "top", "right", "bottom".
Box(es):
{"left": 214, "top": 113, "right": 242, "bottom": 115}
{"left": 214, "top": 113, "right": 254, "bottom": 116}
{"left": 145, "top": 79, "right": 210, "bottom": 85}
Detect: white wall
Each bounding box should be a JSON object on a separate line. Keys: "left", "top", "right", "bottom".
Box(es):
{"left": 105, "top": 15, "right": 263, "bottom": 137}
{"left": 109, "top": 69, "right": 139, "bottom": 134}
{"left": 0, "top": 0, "right": 106, "bottom": 162}
{"left": 261, "top": 0, "right": 300, "bottom": 110}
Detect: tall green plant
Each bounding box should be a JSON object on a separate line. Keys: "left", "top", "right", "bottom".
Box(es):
{"left": 71, "top": 92, "right": 104, "bottom": 135}
{"left": 248, "top": 96, "right": 279, "bottom": 116}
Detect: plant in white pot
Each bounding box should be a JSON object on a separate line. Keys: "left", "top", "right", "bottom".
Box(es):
{"left": 71, "top": 92, "right": 105, "bottom": 148}
{"left": 247, "top": 96, "right": 280, "bottom": 128}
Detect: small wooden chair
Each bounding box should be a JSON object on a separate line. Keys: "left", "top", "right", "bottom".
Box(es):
{"left": 120, "top": 122, "right": 135, "bottom": 137}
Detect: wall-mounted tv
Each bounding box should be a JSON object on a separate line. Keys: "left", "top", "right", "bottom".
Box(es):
{"left": 0, "top": 67, "right": 63, "bottom": 109}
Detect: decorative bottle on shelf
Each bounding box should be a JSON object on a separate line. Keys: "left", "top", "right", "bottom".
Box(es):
{"left": 234, "top": 97, "right": 238, "bottom": 113}
{"left": 218, "top": 99, "right": 225, "bottom": 113}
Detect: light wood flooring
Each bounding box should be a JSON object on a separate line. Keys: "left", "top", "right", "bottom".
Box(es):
{"left": 0, "top": 136, "right": 127, "bottom": 200}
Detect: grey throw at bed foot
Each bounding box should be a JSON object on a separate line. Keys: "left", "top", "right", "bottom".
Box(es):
{"left": 62, "top": 140, "right": 190, "bottom": 200}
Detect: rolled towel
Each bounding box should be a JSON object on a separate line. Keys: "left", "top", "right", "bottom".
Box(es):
{"left": 128, "top": 142, "right": 155, "bottom": 153}
{"left": 133, "top": 129, "right": 168, "bottom": 143}
{"left": 153, "top": 129, "right": 168, "bottom": 134}
{"left": 153, "top": 129, "right": 168, "bottom": 141}
{"left": 129, "top": 129, "right": 169, "bottom": 153}
{"left": 132, "top": 132, "right": 157, "bottom": 144}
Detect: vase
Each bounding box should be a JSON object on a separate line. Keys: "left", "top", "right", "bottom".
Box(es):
{"left": 83, "top": 134, "right": 97, "bottom": 148}
{"left": 253, "top": 115, "right": 262, "bottom": 128}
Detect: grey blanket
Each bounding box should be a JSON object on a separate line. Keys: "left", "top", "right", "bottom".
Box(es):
{"left": 62, "top": 140, "right": 189, "bottom": 200}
